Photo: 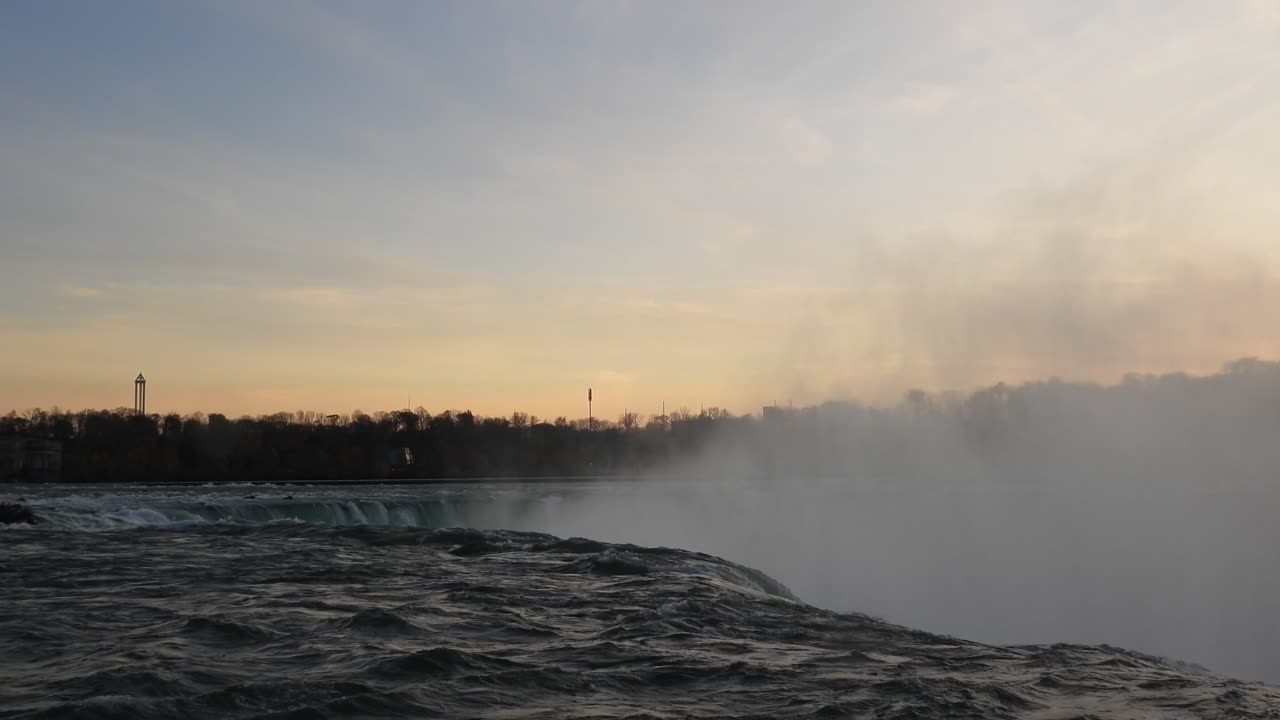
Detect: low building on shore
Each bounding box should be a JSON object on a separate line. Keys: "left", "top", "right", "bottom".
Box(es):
{"left": 0, "top": 437, "right": 63, "bottom": 482}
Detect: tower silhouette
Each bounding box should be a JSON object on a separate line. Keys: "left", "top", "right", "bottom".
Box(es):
{"left": 134, "top": 373, "right": 146, "bottom": 415}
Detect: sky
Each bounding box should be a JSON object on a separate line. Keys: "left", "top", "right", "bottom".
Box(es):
{"left": 2, "top": 1, "right": 1279, "bottom": 419}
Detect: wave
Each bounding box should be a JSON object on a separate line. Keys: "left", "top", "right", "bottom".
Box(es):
{"left": 323, "top": 525, "right": 801, "bottom": 601}
{"left": 555, "top": 545, "right": 799, "bottom": 600}
{"left": 181, "top": 616, "right": 282, "bottom": 645}
{"left": 9, "top": 519, "right": 1275, "bottom": 719}
{"left": 15, "top": 495, "right": 474, "bottom": 531}
{"left": 4, "top": 493, "right": 800, "bottom": 602}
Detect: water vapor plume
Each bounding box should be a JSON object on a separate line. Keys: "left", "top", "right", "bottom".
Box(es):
{"left": 525, "top": 359, "right": 1280, "bottom": 683}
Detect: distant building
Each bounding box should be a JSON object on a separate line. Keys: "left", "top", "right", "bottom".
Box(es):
{"left": 0, "top": 437, "right": 63, "bottom": 482}
{"left": 384, "top": 447, "right": 414, "bottom": 478}
{"left": 388, "top": 447, "right": 415, "bottom": 469}
{"left": 762, "top": 405, "right": 786, "bottom": 422}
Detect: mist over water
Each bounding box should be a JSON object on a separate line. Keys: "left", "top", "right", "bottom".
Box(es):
{"left": 530, "top": 479, "right": 1280, "bottom": 683}
{"left": 500, "top": 359, "right": 1280, "bottom": 683}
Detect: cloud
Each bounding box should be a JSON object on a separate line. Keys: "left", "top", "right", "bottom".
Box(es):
{"left": 264, "top": 286, "right": 367, "bottom": 310}
{"left": 55, "top": 284, "right": 101, "bottom": 299}
{"left": 756, "top": 136, "right": 1280, "bottom": 403}
{"left": 890, "top": 84, "right": 955, "bottom": 114}
{"left": 776, "top": 114, "right": 833, "bottom": 164}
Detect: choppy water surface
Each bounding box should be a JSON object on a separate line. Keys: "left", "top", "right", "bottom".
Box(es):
{"left": 3, "top": 482, "right": 1279, "bottom": 718}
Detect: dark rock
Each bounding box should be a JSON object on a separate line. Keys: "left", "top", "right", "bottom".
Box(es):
{"left": 0, "top": 502, "right": 39, "bottom": 525}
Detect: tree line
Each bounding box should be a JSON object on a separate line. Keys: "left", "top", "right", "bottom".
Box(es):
{"left": 6, "top": 357, "right": 1280, "bottom": 484}
{"left": 0, "top": 405, "right": 751, "bottom": 483}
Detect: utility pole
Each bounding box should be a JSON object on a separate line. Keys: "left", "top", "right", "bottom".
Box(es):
{"left": 588, "top": 387, "right": 593, "bottom": 431}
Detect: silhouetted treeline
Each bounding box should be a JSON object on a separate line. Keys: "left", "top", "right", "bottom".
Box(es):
{"left": 0, "top": 405, "right": 750, "bottom": 483}
{"left": 6, "top": 358, "right": 1280, "bottom": 484}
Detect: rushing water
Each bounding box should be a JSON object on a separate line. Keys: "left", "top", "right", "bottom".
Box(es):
{"left": 3, "top": 482, "right": 1279, "bottom": 718}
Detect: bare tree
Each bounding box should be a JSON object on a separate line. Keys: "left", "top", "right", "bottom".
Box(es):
{"left": 618, "top": 411, "right": 643, "bottom": 431}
